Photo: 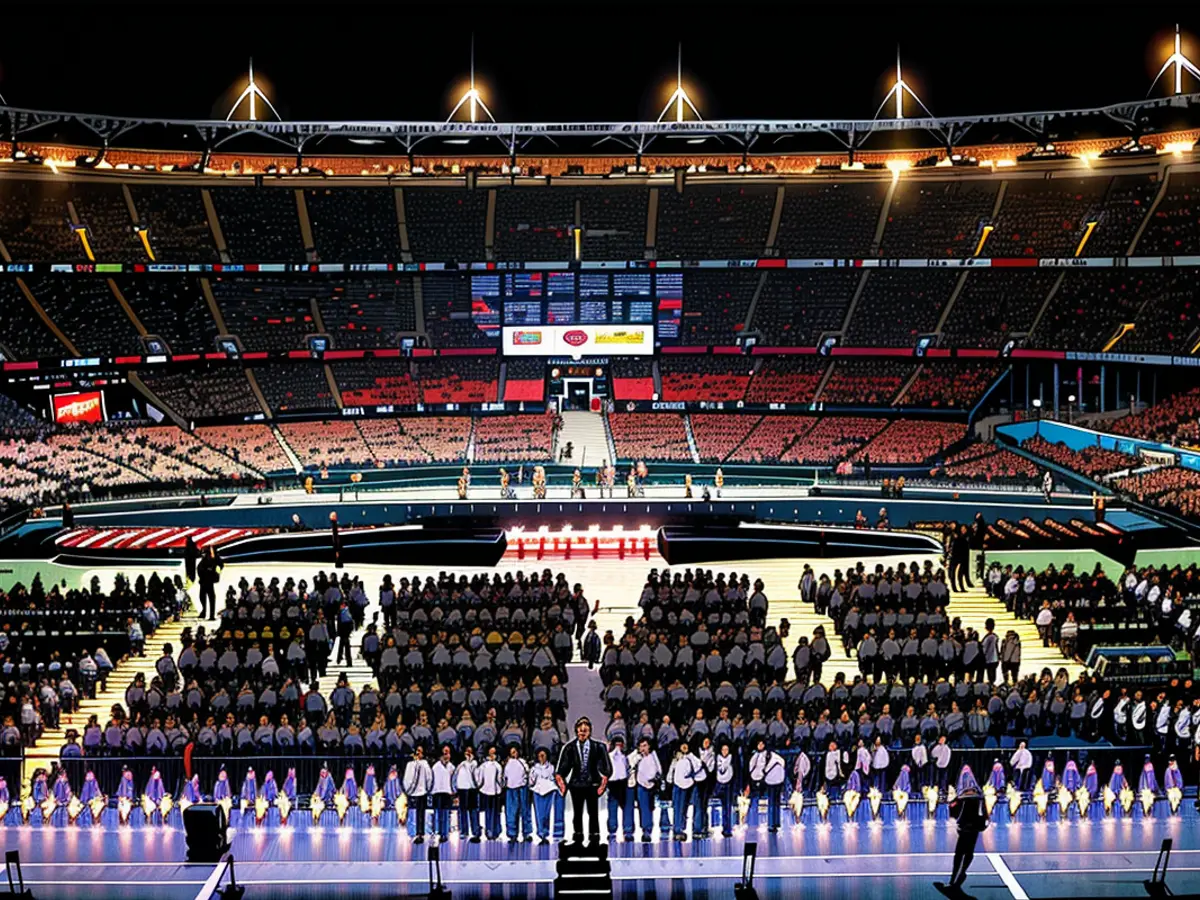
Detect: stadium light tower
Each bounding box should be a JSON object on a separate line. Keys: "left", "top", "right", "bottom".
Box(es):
{"left": 875, "top": 46, "right": 932, "bottom": 120}
{"left": 446, "top": 35, "right": 495, "bottom": 123}
{"left": 1149, "top": 24, "right": 1200, "bottom": 95}
{"left": 225, "top": 58, "right": 280, "bottom": 122}
{"left": 657, "top": 44, "right": 702, "bottom": 123}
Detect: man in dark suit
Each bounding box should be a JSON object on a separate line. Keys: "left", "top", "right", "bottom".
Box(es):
{"left": 555, "top": 717, "right": 612, "bottom": 843}
{"left": 939, "top": 778, "right": 989, "bottom": 894}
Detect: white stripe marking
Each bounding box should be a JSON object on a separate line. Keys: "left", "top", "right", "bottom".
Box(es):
{"left": 988, "top": 853, "right": 1029, "bottom": 900}
{"left": 74, "top": 531, "right": 109, "bottom": 548}
{"left": 131, "top": 527, "right": 175, "bottom": 548}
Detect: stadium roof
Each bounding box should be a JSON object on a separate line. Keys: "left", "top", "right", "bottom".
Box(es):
{"left": 4, "top": 90, "right": 1200, "bottom": 159}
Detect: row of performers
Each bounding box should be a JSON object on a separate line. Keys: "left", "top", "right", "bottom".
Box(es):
{"left": 9, "top": 753, "right": 1190, "bottom": 832}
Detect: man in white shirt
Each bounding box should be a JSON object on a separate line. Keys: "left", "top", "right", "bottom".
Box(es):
{"left": 910, "top": 736, "right": 929, "bottom": 790}
{"left": 475, "top": 746, "right": 504, "bottom": 840}
{"left": 932, "top": 735, "right": 952, "bottom": 793}
{"left": 746, "top": 738, "right": 786, "bottom": 832}
{"left": 1010, "top": 741, "right": 1033, "bottom": 792}
{"left": 530, "top": 748, "right": 560, "bottom": 843}
{"left": 607, "top": 736, "right": 634, "bottom": 841}
{"left": 403, "top": 745, "right": 432, "bottom": 843}
{"left": 455, "top": 745, "right": 482, "bottom": 842}
{"left": 668, "top": 741, "right": 701, "bottom": 840}
{"left": 628, "top": 737, "right": 663, "bottom": 842}
{"left": 431, "top": 744, "right": 456, "bottom": 843}
{"left": 503, "top": 745, "right": 532, "bottom": 842}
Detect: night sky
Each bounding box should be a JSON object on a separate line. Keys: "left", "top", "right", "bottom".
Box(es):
{"left": 3, "top": 5, "right": 1197, "bottom": 123}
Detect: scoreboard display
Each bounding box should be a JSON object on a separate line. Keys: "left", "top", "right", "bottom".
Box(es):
{"left": 499, "top": 272, "right": 657, "bottom": 328}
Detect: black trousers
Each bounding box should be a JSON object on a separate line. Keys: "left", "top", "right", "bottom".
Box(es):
{"left": 951, "top": 829, "right": 981, "bottom": 886}
{"left": 199, "top": 582, "right": 216, "bottom": 618}
{"left": 568, "top": 785, "right": 601, "bottom": 842}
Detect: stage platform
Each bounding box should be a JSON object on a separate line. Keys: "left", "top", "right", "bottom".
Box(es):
{"left": 5, "top": 810, "right": 1198, "bottom": 899}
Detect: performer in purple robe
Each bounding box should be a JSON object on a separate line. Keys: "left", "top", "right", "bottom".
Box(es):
{"left": 1138, "top": 756, "right": 1159, "bottom": 794}
{"left": 182, "top": 775, "right": 202, "bottom": 804}
{"left": 282, "top": 768, "right": 297, "bottom": 802}
{"left": 145, "top": 768, "right": 165, "bottom": 804}
{"left": 80, "top": 772, "right": 102, "bottom": 804}
{"left": 1164, "top": 756, "right": 1184, "bottom": 791}
{"left": 363, "top": 765, "right": 378, "bottom": 799}
{"left": 262, "top": 771, "right": 278, "bottom": 804}
{"left": 957, "top": 765, "right": 980, "bottom": 794}
{"left": 314, "top": 767, "right": 336, "bottom": 803}
{"left": 1084, "top": 762, "right": 1099, "bottom": 794}
{"left": 53, "top": 771, "right": 72, "bottom": 803}
{"left": 384, "top": 764, "right": 402, "bottom": 808}
{"left": 1062, "top": 760, "right": 1082, "bottom": 792}
{"left": 116, "top": 768, "right": 136, "bottom": 800}
{"left": 893, "top": 765, "right": 912, "bottom": 794}
{"left": 1039, "top": 758, "right": 1057, "bottom": 791}
{"left": 987, "top": 761, "right": 1005, "bottom": 791}
{"left": 240, "top": 768, "right": 258, "bottom": 805}
{"left": 1109, "top": 760, "right": 1129, "bottom": 794}
{"left": 341, "top": 767, "right": 359, "bottom": 805}
{"left": 213, "top": 769, "right": 231, "bottom": 802}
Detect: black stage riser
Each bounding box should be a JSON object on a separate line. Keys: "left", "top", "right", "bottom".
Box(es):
{"left": 657, "top": 524, "right": 945, "bottom": 565}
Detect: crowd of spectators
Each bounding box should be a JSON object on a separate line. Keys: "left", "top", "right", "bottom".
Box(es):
{"left": 257, "top": 365, "right": 338, "bottom": 414}
{"left": 1029, "top": 271, "right": 1169, "bottom": 351}
{"left": 414, "top": 359, "right": 500, "bottom": 404}
{"left": 209, "top": 188, "right": 304, "bottom": 263}
{"left": 1114, "top": 466, "right": 1200, "bottom": 519}
{"left": 782, "top": 417, "right": 886, "bottom": 465}
{"left": 1109, "top": 388, "right": 1200, "bottom": 446}
{"left": 335, "top": 361, "right": 422, "bottom": 407}
{"left": 403, "top": 188, "right": 488, "bottom": 262}
{"left": 421, "top": 278, "right": 500, "bottom": 349}
{"left": 193, "top": 424, "right": 291, "bottom": 475}
{"left": 660, "top": 357, "right": 752, "bottom": 402}
{"left": 854, "top": 420, "right": 967, "bottom": 466}
{"left": 128, "top": 185, "right": 219, "bottom": 263}
{"left": 608, "top": 414, "right": 692, "bottom": 462}
{"left": 70, "top": 182, "right": 145, "bottom": 262}
{"left": 473, "top": 416, "right": 556, "bottom": 463}
{"left": 939, "top": 270, "right": 1058, "bottom": 348}
{"left": 140, "top": 369, "right": 263, "bottom": 420}
{"left": 677, "top": 272, "right": 757, "bottom": 345}
{"left": 354, "top": 420, "right": 435, "bottom": 467}
{"left": 578, "top": 186, "right": 649, "bottom": 260}
{"left": 844, "top": 271, "right": 956, "bottom": 346}
{"left": 305, "top": 188, "right": 399, "bottom": 262}
{"left": 1085, "top": 174, "right": 1159, "bottom": 257}
{"left": 880, "top": 180, "right": 997, "bottom": 258}
{"left": 749, "top": 271, "right": 858, "bottom": 346}
{"left": 493, "top": 189, "right": 576, "bottom": 261}
{"left": 745, "top": 358, "right": 827, "bottom": 404}
{"left": 118, "top": 277, "right": 220, "bottom": 355}
{"left": 210, "top": 279, "right": 317, "bottom": 353}
{"left": 937, "top": 445, "right": 1040, "bottom": 485}
{"left": 28, "top": 277, "right": 143, "bottom": 357}
{"left": 820, "top": 360, "right": 912, "bottom": 405}
{"left": 1021, "top": 436, "right": 1140, "bottom": 480}
{"left": 0, "top": 179, "right": 84, "bottom": 262}
{"left": 690, "top": 415, "right": 760, "bottom": 463}
{"left": 988, "top": 178, "right": 1108, "bottom": 258}
{"left": 316, "top": 279, "right": 417, "bottom": 349}
{"left": 0, "top": 281, "right": 66, "bottom": 360}
{"left": 901, "top": 364, "right": 1000, "bottom": 409}
{"left": 0, "top": 571, "right": 180, "bottom": 749}
{"left": 278, "top": 421, "right": 375, "bottom": 471}
{"left": 1122, "top": 269, "right": 1200, "bottom": 355}
{"left": 655, "top": 185, "right": 775, "bottom": 259}
{"left": 1136, "top": 171, "right": 1200, "bottom": 257}
{"left": 611, "top": 359, "right": 655, "bottom": 401}
{"left": 773, "top": 183, "right": 885, "bottom": 257}
{"left": 724, "top": 416, "right": 815, "bottom": 464}
{"left": 79, "top": 568, "right": 589, "bottom": 761}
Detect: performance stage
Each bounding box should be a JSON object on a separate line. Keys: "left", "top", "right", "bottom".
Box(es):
{"left": 5, "top": 809, "right": 1198, "bottom": 899}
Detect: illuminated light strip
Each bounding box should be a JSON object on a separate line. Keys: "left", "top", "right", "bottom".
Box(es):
{"left": 73, "top": 226, "right": 95, "bottom": 263}
{"left": 973, "top": 225, "right": 994, "bottom": 257}
{"left": 1074, "top": 220, "right": 1098, "bottom": 257}
{"left": 129, "top": 527, "right": 175, "bottom": 548}
{"left": 1102, "top": 323, "right": 1135, "bottom": 353}
{"left": 987, "top": 854, "right": 1030, "bottom": 900}
{"left": 135, "top": 227, "right": 155, "bottom": 262}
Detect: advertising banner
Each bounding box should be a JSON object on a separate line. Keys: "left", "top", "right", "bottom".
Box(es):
{"left": 53, "top": 391, "right": 105, "bottom": 424}
{"left": 502, "top": 325, "right": 654, "bottom": 356}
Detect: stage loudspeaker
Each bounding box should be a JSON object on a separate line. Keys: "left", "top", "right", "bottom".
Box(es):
{"left": 183, "top": 803, "right": 230, "bottom": 863}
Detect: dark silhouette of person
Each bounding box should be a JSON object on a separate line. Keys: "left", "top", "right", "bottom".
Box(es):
{"left": 555, "top": 717, "right": 612, "bottom": 844}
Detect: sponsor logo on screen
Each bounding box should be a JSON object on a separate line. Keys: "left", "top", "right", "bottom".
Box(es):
{"left": 562, "top": 330, "right": 590, "bottom": 347}
{"left": 53, "top": 391, "right": 104, "bottom": 424}
{"left": 595, "top": 329, "right": 647, "bottom": 346}
{"left": 511, "top": 331, "right": 543, "bottom": 345}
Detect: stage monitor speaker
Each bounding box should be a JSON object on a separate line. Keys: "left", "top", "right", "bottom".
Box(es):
{"left": 183, "top": 803, "right": 230, "bottom": 863}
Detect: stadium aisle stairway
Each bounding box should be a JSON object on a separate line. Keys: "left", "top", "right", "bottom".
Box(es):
{"left": 558, "top": 411, "right": 612, "bottom": 469}
{"left": 770, "top": 591, "right": 858, "bottom": 673}
{"left": 24, "top": 611, "right": 196, "bottom": 786}
{"left": 948, "top": 582, "right": 1084, "bottom": 680}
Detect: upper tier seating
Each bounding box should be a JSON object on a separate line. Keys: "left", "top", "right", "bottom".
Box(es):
{"left": 334, "top": 361, "right": 421, "bottom": 407}
{"left": 403, "top": 187, "right": 487, "bottom": 261}
{"left": 494, "top": 188, "right": 576, "bottom": 261}
{"left": 939, "top": 270, "right": 1058, "bottom": 347}
{"left": 773, "top": 182, "right": 886, "bottom": 257}
{"left": 210, "top": 279, "right": 317, "bottom": 352}
{"left": 256, "top": 364, "right": 337, "bottom": 414}
{"left": 413, "top": 358, "right": 500, "bottom": 404}
{"left": 305, "top": 187, "right": 399, "bottom": 261}
{"left": 1135, "top": 171, "right": 1200, "bottom": 256}
{"left": 678, "top": 271, "right": 758, "bottom": 345}
{"left": 880, "top": 180, "right": 997, "bottom": 258}
{"left": 844, "top": 271, "right": 957, "bottom": 346}
{"left": 0, "top": 178, "right": 83, "bottom": 261}
{"left": 421, "top": 277, "right": 500, "bottom": 348}
{"left": 129, "top": 185, "right": 219, "bottom": 263}
{"left": 140, "top": 369, "right": 262, "bottom": 420}
{"left": 578, "top": 186, "right": 648, "bottom": 260}
{"left": 27, "top": 277, "right": 142, "bottom": 356}
{"left": 988, "top": 177, "right": 1108, "bottom": 258}
{"left": 1029, "top": 270, "right": 1170, "bottom": 350}
{"left": 117, "top": 277, "right": 218, "bottom": 354}
{"left": 71, "top": 182, "right": 144, "bottom": 261}
{"left": 660, "top": 357, "right": 752, "bottom": 402}
{"left": 316, "top": 278, "right": 416, "bottom": 348}
{"left": 749, "top": 271, "right": 859, "bottom": 345}
{"left": 655, "top": 184, "right": 775, "bottom": 259}
{"left": 210, "top": 187, "right": 304, "bottom": 262}
{"left": 0, "top": 280, "right": 68, "bottom": 360}
{"left": 745, "top": 358, "right": 827, "bottom": 404}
